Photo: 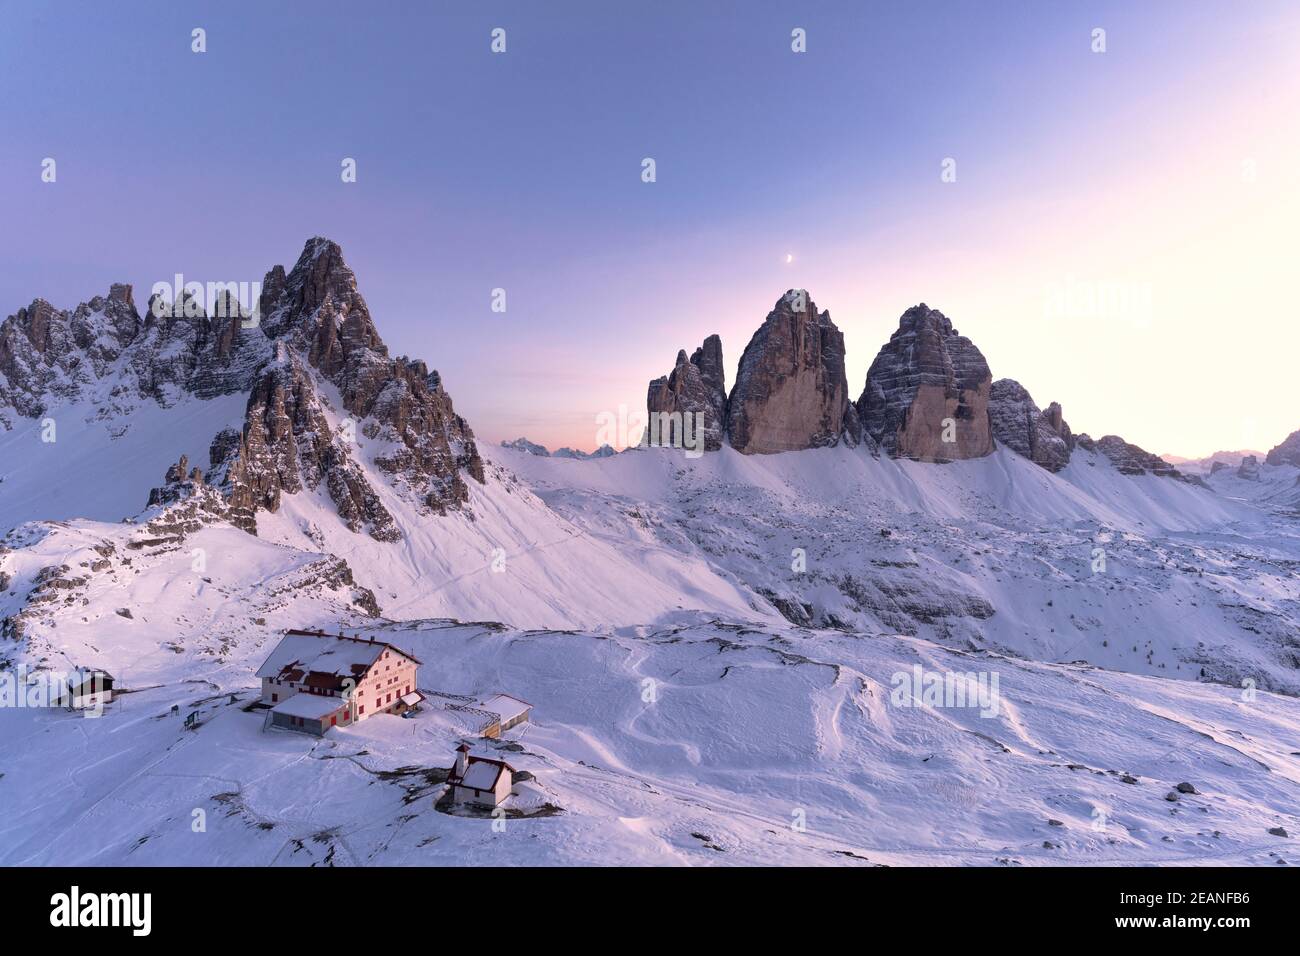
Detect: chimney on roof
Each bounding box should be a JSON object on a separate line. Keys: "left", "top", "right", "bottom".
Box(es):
{"left": 454, "top": 743, "right": 470, "bottom": 779}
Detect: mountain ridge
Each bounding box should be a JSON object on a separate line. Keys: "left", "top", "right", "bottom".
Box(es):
{"left": 1, "top": 238, "right": 485, "bottom": 540}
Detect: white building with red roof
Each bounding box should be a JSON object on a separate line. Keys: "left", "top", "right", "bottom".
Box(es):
{"left": 257, "top": 629, "right": 423, "bottom": 735}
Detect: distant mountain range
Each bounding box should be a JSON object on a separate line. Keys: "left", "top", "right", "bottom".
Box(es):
{"left": 500, "top": 437, "right": 616, "bottom": 460}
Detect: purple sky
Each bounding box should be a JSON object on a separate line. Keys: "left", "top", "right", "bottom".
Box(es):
{"left": 3, "top": 1, "right": 1298, "bottom": 456}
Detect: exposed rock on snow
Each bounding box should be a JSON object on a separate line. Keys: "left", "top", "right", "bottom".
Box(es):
{"left": 0, "top": 517, "right": 380, "bottom": 649}
{"left": 143, "top": 454, "right": 257, "bottom": 543}
{"left": 727, "top": 291, "right": 852, "bottom": 454}
{"left": 856, "top": 304, "right": 994, "bottom": 462}
{"left": 1266, "top": 429, "right": 1300, "bottom": 467}
{"left": 1237, "top": 455, "right": 1260, "bottom": 480}
{"left": 1076, "top": 434, "right": 1198, "bottom": 483}
{"left": 646, "top": 334, "right": 727, "bottom": 452}
{"left": 988, "top": 378, "right": 1074, "bottom": 472}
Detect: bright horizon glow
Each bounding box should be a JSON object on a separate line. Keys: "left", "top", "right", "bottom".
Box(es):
{"left": 2, "top": 1, "right": 1297, "bottom": 458}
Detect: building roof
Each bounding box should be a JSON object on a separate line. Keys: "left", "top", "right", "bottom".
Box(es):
{"left": 400, "top": 692, "right": 424, "bottom": 707}
{"left": 480, "top": 694, "right": 531, "bottom": 724}
{"left": 450, "top": 748, "right": 516, "bottom": 792}
{"left": 67, "top": 668, "right": 114, "bottom": 689}
{"left": 271, "top": 694, "right": 346, "bottom": 720}
{"left": 256, "top": 631, "right": 420, "bottom": 685}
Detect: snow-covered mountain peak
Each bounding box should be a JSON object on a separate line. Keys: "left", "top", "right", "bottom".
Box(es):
{"left": 0, "top": 238, "right": 485, "bottom": 541}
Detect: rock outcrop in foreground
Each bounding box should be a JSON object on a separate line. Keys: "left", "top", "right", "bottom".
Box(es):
{"left": 646, "top": 335, "right": 727, "bottom": 451}
{"left": 856, "top": 304, "right": 993, "bottom": 462}
{"left": 726, "top": 291, "right": 852, "bottom": 454}
{"left": 988, "top": 378, "right": 1074, "bottom": 472}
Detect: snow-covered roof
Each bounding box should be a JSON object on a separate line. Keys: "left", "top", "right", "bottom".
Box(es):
{"left": 67, "top": 668, "right": 114, "bottom": 687}
{"left": 450, "top": 746, "right": 515, "bottom": 792}
{"left": 480, "top": 694, "right": 530, "bottom": 723}
{"left": 400, "top": 692, "right": 423, "bottom": 706}
{"left": 460, "top": 762, "right": 500, "bottom": 791}
{"left": 460, "top": 758, "right": 509, "bottom": 791}
{"left": 271, "top": 694, "right": 346, "bottom": 720}
{"left": 255, "top": 631, "right": 415, "bottom": 682}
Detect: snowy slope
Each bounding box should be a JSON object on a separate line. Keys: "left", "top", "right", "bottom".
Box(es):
{"left": 246, "top": 374, "right": 765, "bottom": 630}
{"left": 495, "top": 442, "right": 1300, "bottom": 695}
{"left": 1205, "top": 460, "right": 1300, "bottom": 512}
{"left": 2, "top": 607, "right": 1297, "bottom": 866}
{"left": 0, "top": 394, "right": 246, "bottom": 530}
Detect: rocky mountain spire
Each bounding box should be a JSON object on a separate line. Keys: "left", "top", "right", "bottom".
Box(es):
{"left": 856, "top": 304, "right": 994, "bottom": 462}
{"left": 646, "top": 334, "right": 727, "bottom": 451}
{"left": 727, "top": 290, "right": 852, "bottom": 454}
{"left": 198, "top": 239, "right": 485, "bottom": 536}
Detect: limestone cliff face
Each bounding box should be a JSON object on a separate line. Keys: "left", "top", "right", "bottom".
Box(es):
{"left": 988, "top": 378, "right": 1074, "bottom": 472}
{"left": 646, "top": 335, "right": 727, "bottom": 451}
{"left": 856, "top": 304, "right": 993, "bottom": 462}
{"left": 727, "top": 291, "right": 850, "bottom": 454}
